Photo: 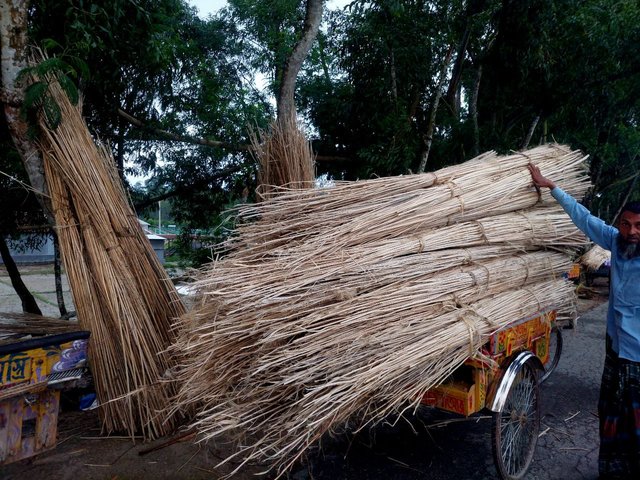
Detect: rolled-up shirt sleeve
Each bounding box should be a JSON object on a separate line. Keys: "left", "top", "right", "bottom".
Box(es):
{"left": 551, "top": 187, "right": 617, "bottom": 251}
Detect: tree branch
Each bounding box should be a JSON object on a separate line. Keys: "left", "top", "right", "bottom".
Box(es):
{"left": 119, "top": 108, "right": 350, "bottom": 164}
{"left": 444, "top": 23, "right": 471, "bottom": 118}
{"left": 0, "top": 234, "right": 42, "bottom": 315}
{"left": 521, "top": 114, "right": 540, "bottom": 150}
{"left": 133, "top": 164, "right": 243, "bottom": 210}
{"left": 118, "top": 108, "right": 249, "bottom": 151}
{"left": 418, "top": 45, "right": 454, "bottom": 174}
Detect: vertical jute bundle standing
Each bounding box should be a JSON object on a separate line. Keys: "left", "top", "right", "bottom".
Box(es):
{"left": 36, "top": 74, "right": 185, "bottom": 440}
{"left": 169, "top": 143, "right": 591, "bottom": 476}
{"left": 252, "top": 115, "right": 316, "bottom": 200}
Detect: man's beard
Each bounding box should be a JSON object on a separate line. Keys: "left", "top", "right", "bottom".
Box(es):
{"left": 617, "top": 235, "right": 640, "bottom": 259}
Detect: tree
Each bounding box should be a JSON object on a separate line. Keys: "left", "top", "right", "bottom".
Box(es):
{"left": 4, "top": 0, "right": 639, "bottom": 255}
{"left": 475, "top": 0, "right": 640, "bottom": 217}
{"left": 0, "top": 236, "right": 42, "bottom": 315}
{"left": 24, "top": 1, "right": 271, "bottom": 229}
{"left": 300, "top": 0, "right": 468, "bottom": 177}
{"left": 1, "top": 0, "right": 50, "bottom": 209}
{"left": 276, "top": 0, "right": 323, "bottom": 122}
{"left": 0, "top": 125, "right": 47, "bottom": 315}
{"left": 1, "top": 0, "right": 52, "bottom": 315}
{"left": 221, "top": 0, "right": 323, "bottom": 193}
{"left": 299, "top": 0, "right": 640, "bottom": 219}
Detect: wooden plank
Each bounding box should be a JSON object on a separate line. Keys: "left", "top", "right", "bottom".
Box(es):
{"left": 0, "top": 399, "right": 10, "bottom": 462}
{"left": 36, "top": 390, "right": 60, "bottom": 450}
{"left": 6, "top": 397, "right": 23, "bottom": 460}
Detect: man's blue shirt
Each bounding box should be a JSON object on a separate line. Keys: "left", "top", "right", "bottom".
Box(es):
{"left": 552, "top": 187, "right": 640, "bottom": 361}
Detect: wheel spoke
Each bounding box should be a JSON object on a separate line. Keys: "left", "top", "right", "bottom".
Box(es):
{"left": 493, "top": 364, "right": 539, "bottom": 478}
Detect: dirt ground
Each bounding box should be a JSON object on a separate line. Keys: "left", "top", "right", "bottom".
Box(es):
{"left": 573, "top": 279, "right": 609, "bottom": 319}
{"left": 0, "top": 266, "right": 610, "bottom": 480}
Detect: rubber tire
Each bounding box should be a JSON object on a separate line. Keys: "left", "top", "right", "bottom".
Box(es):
{"left": 539, "top": 326, "right": 563, "bottom": 384}
{"left": 491, "top": 359, "right": 540, "bottom": 480}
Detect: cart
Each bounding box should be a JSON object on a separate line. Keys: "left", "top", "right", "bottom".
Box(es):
{"left": 422, "top": 308, "right": 562, "bottom": 480}
{"left": 0, "top": 330, "right": 90, "bottom": 465}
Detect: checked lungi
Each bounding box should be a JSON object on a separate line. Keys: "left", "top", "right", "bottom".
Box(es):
{"left": 598, "top": 336, "right": 640, "bottom": 478}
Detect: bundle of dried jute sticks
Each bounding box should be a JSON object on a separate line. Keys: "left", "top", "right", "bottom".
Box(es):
{"left": 225, "top": 144, "right": 588, "bottom": 259}
{"left": 36, "top": 72, "right": 185, "bottom": 440}
{"left": 580, "top": 244, "right": 611, "bottom": 270}
{"left": 170, "top": 144, "right": 590, "bottom": 476}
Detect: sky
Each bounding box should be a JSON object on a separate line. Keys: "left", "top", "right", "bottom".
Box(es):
{"left": 187, "top": 0, "right": 349, "bottom": 18}
{"left": 187, "top": 0, "right": 226, "bottom": 17}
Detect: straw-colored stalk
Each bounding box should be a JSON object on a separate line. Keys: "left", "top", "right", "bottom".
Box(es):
{"left": 206, "top": 203, "right": 586, "bottom": 273}
{"left": 224, "top": 144, "right": 589, "bottom": 257}
{"left": 580, "top": 244, "right": 611, "bottom": 270}
{"left": 169, "top": 143, "right": 589, "bottom": 474}
{"left": 186, "top": 203, "right": 585, "bottom": 311}
{"left": 252, "top": 116, "right": 315, "bottom": 200}
{"left": 0, "top": 312, "right": 80, "bottom": 338}
{"left": 173, "top": 278, "right": 575, "bottom": 477}
{"left": 37, "top": 72, "right": 185, "bottom": 440}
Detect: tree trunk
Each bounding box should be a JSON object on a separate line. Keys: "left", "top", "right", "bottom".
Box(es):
{"left": 612, "top": 160, "right": 640, "bottom": 224}
{"left": 0, "top": 0, "right": 53, "bottom": 218}
{"left": 116, "top": 118, "right": 126, "bottom": 180}
{"left": 276, "top": 0, "right": 323, "bottom": 122}
{"left": 444, "top": 24, "right": 471, "bottom": 119}
{"left": 52, "top": 231, "right": 69, "bottom": 318}
{"left": 417, "top": 45, "right": 454, "bottom": 174}
{"left": 469, "top": 64, "right": 482, "bottom": 157}
{"left": 256, "top": 0, "right": 322, "bottom": 196}
{"left": 317, "top": 33, "right": 331, "bottom": 83}
{"left": 521, "top": 114, "right": 540, "bottom": 150}
{"left": 0, "top": 235, "right": 42, "bottom": 315}
{"left": 390, "top": 49, "right": 398, "bottom": 106}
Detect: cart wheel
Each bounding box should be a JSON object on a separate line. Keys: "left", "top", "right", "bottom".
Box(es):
{"left": 491, "top": 358, "right": 540, "bottom": 480}
{"left": 539, "top": 326, "right": 562, "bottom": 384}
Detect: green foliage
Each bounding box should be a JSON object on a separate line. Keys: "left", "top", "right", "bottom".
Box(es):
{"left": 299, "top": 0, "right": 640, "bottom": 217}
{"left": 29, "top": 0, "right": 196, "bottom": 165}
{"left": 24, "top": 0, "right": 270, "bottom": 231}
{"left": 22, "top": 81, "right": 47, "bottom": 109}
{"left": 8, "top": 0, "right": 638, "bottom": 238}
{"left": 299, "top": 0, "right": 467, "bottom": 177}
{"left": 224, "top": 0, "right": 306, "bottom": 91}
{"left": 172, "top": 205, "right": 240, "bottom": 268}
{"left": 19, "top": 56, "right": 82, "bottom": 131}
{"left": 6, "top": 233, "right": 49, "bottom": 254}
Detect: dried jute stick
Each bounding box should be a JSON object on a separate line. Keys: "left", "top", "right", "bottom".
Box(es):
{"left": 169, "top": 143, "right": 589, "bottom": 476}
{"left": 36, "top": 66, "right": 185, "bottom": 440}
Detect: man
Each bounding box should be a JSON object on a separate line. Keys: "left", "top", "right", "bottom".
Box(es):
{"left": 528, "top": 163, "right": 640, "bottom": 479}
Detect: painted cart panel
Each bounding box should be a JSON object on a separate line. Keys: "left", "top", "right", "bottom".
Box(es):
{"left": 0, "top": 331, "right": 90, "bottom": 465}
{"left": 422, "top": 310, "right": 555, "bottom": 416}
